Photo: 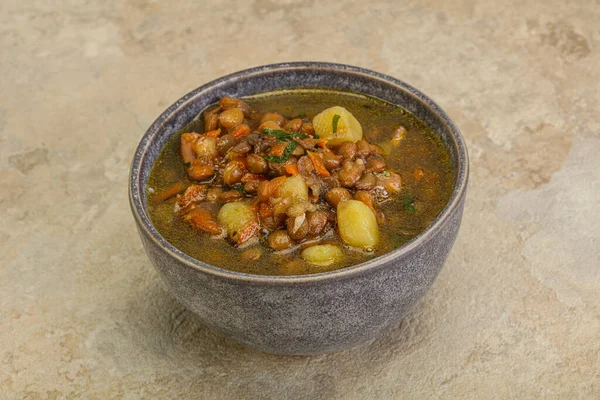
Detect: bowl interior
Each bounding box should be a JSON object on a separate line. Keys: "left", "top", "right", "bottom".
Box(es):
{"left": 130, "top": 62, "right": 468, "bottom": 280}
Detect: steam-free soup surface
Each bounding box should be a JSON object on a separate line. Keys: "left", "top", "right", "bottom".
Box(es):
{"left": 147, "top": 89, "right": 453, "bottom": 275}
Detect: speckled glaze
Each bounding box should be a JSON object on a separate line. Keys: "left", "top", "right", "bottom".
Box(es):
{"left": 129, "top": 62, "right": 469, "bottom": 355}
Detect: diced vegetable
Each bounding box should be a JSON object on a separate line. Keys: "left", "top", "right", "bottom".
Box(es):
{"left": 413, "top": 168, "right": 425, "bottom": 182}
{"left": 312, "top": 106, "right": 363, "bottom": 145}
{"left": 152, "top": 181, "right": 186, "bottom": 204}
{"left": 337, "top": 200, "right": 379, "bottom": 249}
{"left": 402, "top": 195, "right": 416, "bottom": 214}
{"left": 184, "top": 207, "right": 223, "bottom": 236}
{"left": 278, "top": 175, "right": 309, "bottom": 202}
{"left": 285, "top": 163, "right": 299, "bottom": 176}
{"left": 261, "top": 128, "right": 310, "bottom": 141}
{"left": 264, "top": 140, "right": 297, "bottom": 163}
{"left": 217, "top": 201, "right": 258, "bottom": 245}
{"left": 301, "top": 244, "right": 343, "bottom": 266}
{"left": 306, "top": 151, "right": 330, "bottom": 177}
{"left": 332, "top": 114, "right": 341, "bottom": 133}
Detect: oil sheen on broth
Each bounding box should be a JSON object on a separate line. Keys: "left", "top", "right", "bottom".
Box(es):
{"left": 147, "top": 89, "right": 453, "bottom": 275}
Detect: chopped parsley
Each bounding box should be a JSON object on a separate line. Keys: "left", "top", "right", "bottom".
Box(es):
{"left": 264, "top": 141, "right": 297, "bottom": 163}
{"left": 332, "top": 114, "right": 341, "bottom": 134}
{"left": 402, "top": 195, "right": 416, "bottom": 214}
{"left": 261, "top": 128, "right": 309, "bottom": 141}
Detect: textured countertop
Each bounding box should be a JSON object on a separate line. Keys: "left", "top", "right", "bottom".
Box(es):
{"left": 1, "top": 1, "right": 599, "bottom": 398}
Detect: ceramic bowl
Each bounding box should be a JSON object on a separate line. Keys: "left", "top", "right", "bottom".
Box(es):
{"left": 129, "top": 62, "right": 469, "bottom": 355}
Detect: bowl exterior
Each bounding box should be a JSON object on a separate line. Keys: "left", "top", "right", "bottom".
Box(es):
{"left": 134, "top": 193, "right": 465, "bottom": 355}
{"left": 129, "top": 62, "right": 469, "bottom": 355}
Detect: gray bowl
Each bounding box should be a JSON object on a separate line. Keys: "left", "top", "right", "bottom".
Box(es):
{"left": 129, "top": 62, "right": 469, "bottom": 355}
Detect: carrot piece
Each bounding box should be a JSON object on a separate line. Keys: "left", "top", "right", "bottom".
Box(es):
{"left": 316, "top": 138, "right": 338, "bottom": 158}
{"left": 230, "top": 124, "right": 250, "bottom": 140}
{"left": 203, "top": 129, "right": 221, "bottom": 138}
{"left": 184, "top": 208, "right": 223, "bottom": 235}
{"left": 285, "top": 163, "right": 299, "bottom": 176}
{"left": 413, "top": 168, "right": 425, "bottom": 182}
{"left": 307, "top": 151, "right": 330, "bottom": 177}
{"left": 152, "top": 181, "right": 186, "bottom": 204}
{"left": 236, "top": 221, "right": 259, "bottom": 245}
{"left": 424, "top": 172, "right": 440, "bottom": 185}
{"left": 270, "top": 142, "right": 288, "bottom": 157}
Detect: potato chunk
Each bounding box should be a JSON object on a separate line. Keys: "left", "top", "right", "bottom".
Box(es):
{"left": 337, "top": 200, "right": 379, "bottom": 249}
{"left": 301, "top": 244, "right": 343, "bottom": 267}
{"left": 217, "top": 201, "right": 258, "bottom": 245}
{"left": 312, "top": 106, "right": 363, "bottom": 145}
{"left": 278, "top": 175, "right": 309, "bottom": 202}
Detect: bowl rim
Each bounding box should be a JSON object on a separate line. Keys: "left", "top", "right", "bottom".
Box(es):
{"left": 129, "top": 61, "right": 469, "bottom": 285}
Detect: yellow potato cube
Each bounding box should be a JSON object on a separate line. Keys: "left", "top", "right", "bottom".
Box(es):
{"left": 337, "top": 200, "right": 379, "bottom": 249}
{"left": 301, "top": 244, "right": 344, "bottom": 267}
{"left": 278, "top": 175, "right": 309, "bottom": 202}
{"left": 312, "top": 106, "right": 363, "bottom": 145}
{"left": 217, "top": 201, "right": 257, "bottom": 243}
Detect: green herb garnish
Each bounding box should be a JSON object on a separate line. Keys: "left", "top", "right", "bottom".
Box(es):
{"left": 402, "top": 195, "right": 416, "bottom": 214}
{"left": 185, "top": 161, "right": 191, "bottom": 168}
{"left": 261, "top": 128, "right": 309, "bottom": 141}
{"left": 332, "top": 114, "right": 341, "bottom": 134}
{"left": 264, "top": 141, "right": 297, "bottom": 163}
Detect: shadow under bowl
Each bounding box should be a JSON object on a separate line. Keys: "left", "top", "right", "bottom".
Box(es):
{"left": 129, "top": 62, "right": 469, "bottom": 355}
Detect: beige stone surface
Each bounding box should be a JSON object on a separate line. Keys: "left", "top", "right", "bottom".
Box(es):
{"left": 1, "top": 0, "right": 599, "bottom": 398}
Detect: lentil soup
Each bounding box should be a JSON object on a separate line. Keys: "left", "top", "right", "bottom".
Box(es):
{"left": 147, "top": 89, "right": 453, "bottom": 275}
